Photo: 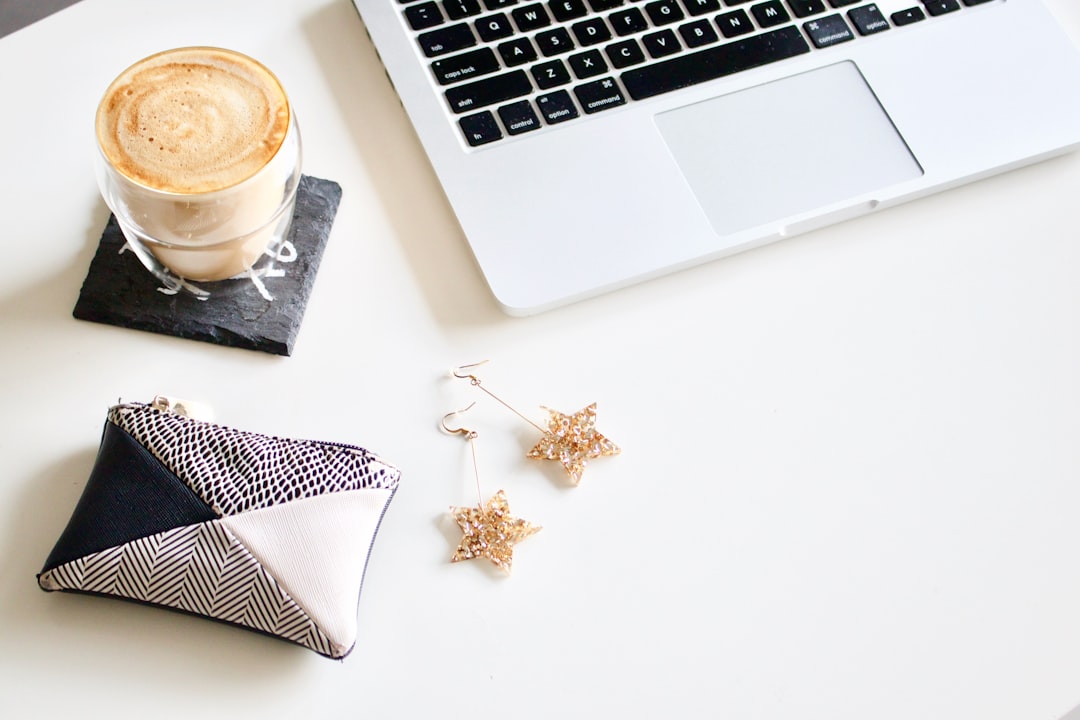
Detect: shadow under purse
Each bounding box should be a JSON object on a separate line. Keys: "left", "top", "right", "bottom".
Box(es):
{"left": 37, "top": 399, "right": 401, "bottom": 660}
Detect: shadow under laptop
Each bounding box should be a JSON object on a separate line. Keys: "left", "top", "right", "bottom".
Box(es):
{"left": 300, "top": 1, "right": 506, "bottom": 327}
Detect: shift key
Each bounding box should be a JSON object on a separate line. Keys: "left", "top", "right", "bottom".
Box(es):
{"left": 445, "top": 70, "right": 533, "bottom": 114}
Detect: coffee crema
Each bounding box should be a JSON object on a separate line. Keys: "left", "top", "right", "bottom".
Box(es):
{"left": 96, "top": 47, "right": 290, "bottom": 194}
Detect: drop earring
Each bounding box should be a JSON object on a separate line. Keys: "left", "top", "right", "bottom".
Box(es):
{"left": 453, "top": 361, "right": 620, "bottom": 486}
{"left": 441, "top": 403, "right": 541, "bottom": 574}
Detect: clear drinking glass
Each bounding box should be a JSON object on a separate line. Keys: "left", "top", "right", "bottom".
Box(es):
{"left": 93, "top": 47, "right": 303, "bottom": 298}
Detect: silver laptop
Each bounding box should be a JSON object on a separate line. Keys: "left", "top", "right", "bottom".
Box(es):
{"left": 351, "top": 0, "right": 1080, "bottom": 314}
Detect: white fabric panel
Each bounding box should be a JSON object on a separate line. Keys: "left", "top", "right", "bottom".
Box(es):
{"left": 221, "top": 488, "right": 393, "bottom": 654}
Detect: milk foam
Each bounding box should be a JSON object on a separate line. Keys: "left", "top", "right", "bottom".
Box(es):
{"left": 96, "top": 47, "right": 290, "bottom": 194}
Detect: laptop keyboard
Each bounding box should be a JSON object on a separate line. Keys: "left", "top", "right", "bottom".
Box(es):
{"left": 398, "top": 0, "right": 996, "bottom": 147}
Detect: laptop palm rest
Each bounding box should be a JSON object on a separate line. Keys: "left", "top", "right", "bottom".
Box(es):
{"left": 655, "top": 61, "right": 923, "bottom": 237}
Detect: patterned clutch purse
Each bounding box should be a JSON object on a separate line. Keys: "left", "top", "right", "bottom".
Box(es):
{"left": 37, "top": 398, "right": 401, "bottom": 659}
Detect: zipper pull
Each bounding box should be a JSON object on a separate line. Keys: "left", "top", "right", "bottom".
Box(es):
{"left": 151, "top": 395, "right": 214, "bottom": 422}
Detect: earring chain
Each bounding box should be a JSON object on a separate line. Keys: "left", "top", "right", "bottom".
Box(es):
{"left": 453, "top": 361, "right": 548, "bottom": 435}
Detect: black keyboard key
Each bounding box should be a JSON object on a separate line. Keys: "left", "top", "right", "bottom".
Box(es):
{"left": 682, "top": 0, "right": 721, "bottom": 17}
{"left": 569, "top": 49, "right": 609, "bottom": 78}
{"left": 482, "top": 0, "right": 516, "bottom": 9}
{"left": 531, "top": 58, "right": 573, "bottom": 88}
{"left": 406, "top": 2, "right": 445, "bottom": 30}
{"left": 445, "top": 69, "right": 533, "bottom": 113}
{"left": 498, "top": 100, "right": 543, "bottom": 134}
{"left": 751, "top": 0, "right": 790, "bottom": 27}
{"left": 606, "top": 39, "right": 646, "bottom": 67}
{"left": 572, "top": 17, "right": 613, "bottom": 46}
{"left": 588, "top": 0, "right": 624, "bottom": 10}
{"left": 645, "top": 0, "right": 686, "bottom": 26}
{"left": 536, "top": 90, "right": 580, "bottom": 124}
{"left": 804, "top": 13, "right": 854, "bottom": 47}
{"left": 848, "top": 4, "right": 890, "bottom": 35}
{"left": 643, "top": 29, "right": 682, "bottom": 58}
{"left": 498, "top": 37, "right": 539, "bottom": 65}
{"left": 891, "top": 6, "right": 925, "bottom": 24}
{"left": 536, "top": 27, "right": 576, "bottom": 55}
{"left": 431, "top": 47, "right": 501, "bottom": 85}
{"left": 418, "top": 23, "right": 477, "bottom": 57}
{"left": 610, "top": 7, "right": 648, "bottom": 35}
{"left": 511, "top": 3, "right": 552, "bottom": 30}
{"left": 445, "top": 0, "right": 483, "bottom": 20}
{"left": 923, "top": 0, "right": 960, "bottom": 16}
{"left": 550, "top": 0, "right": 590, "bottom": 21}
{"left": 476, "top": 13, "right": 515, "bottom": 42}
{"left": 459, "top": 111, "right": 502, "bottom": 146}
{"left": 574, "top": 77, "right": 627, "bottom": 114}
{"left": 679, "top": 19, "right": 719, "bottom": 47}
{"left": 787, "top": 0, "right": 826, "bottom": 17}
{"left": 827, "top": 0, "right": 860, "bottom": 6}
{"left": 620, "top": 25, "right": 810, "bottom": 100}
{"left": 717, "top": 9, "right": 754, "bottom": 38}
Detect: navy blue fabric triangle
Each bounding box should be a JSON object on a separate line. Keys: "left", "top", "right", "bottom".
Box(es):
{"left": 42, "top": 421, "right": 219, "bottom": 571}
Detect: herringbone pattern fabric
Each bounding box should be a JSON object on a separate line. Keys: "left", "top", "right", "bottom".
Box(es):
{"left": 40, "top": 520, "right": 336, "bottom": 656}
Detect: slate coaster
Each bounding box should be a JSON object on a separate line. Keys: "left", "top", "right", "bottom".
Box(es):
{"left": 73, "top": 175, "right": 342, "bottom": 356}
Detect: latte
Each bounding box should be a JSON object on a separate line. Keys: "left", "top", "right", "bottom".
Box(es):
{"left": 94, "top": 47, "right": 301, "bottom": 283}
{"left": 97, "top": 47, "right": 290, "bottom": 194}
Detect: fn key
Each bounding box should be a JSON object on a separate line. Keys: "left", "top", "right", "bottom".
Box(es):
{"left": 459, "top": 111, "right": 502, "bottom": 146}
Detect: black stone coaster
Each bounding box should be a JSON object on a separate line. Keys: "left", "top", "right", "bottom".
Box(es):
{"left": 73, "top": 175, "right": 342, "bottom": 356}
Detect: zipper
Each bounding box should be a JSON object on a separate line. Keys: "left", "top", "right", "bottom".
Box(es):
{"left": 149, "top": 394, "right": 215, "bottom": 422}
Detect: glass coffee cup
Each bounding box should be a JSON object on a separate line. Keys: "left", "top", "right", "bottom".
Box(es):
{"left": 93, "top": 47, "right": 302, "bottom": 298}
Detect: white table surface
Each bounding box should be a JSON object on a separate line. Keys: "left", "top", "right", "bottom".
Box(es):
{"left": 1, "top": 1, "right": 1079, "bottom": 717}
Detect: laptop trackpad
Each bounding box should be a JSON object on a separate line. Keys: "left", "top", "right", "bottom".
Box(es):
{"left": 655, "top": 61, "right": 922, "bottom": 236}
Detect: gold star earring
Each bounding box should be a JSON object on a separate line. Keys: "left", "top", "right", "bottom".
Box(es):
{"left": 452, "top": 361, "right": 620, "bottom": 486}
{"left": 441, "top": 403, "right": 541, "bottom": 574}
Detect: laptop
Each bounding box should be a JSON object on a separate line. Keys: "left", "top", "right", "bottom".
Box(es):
{"left": 350, "top": 0, "right": 1080, "bottom": 314}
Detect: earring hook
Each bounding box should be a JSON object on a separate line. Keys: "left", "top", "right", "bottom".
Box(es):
{"left": 440, "top": 402, "right": 479, "bottom": 439}
{"left": 451, "top": 360, "right": 488, "bottom": 386}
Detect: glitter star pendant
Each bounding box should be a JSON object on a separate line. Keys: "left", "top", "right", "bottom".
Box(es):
{"left": 450, "top": 489, "right": 541, "bottom": 573}
{"left": 527, "top": 403, "right": 620, "bottom": 485}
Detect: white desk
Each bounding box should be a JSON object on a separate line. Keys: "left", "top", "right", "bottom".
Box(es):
{"left": 1, "top": 1, "right": 1079, "bottom": 717}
